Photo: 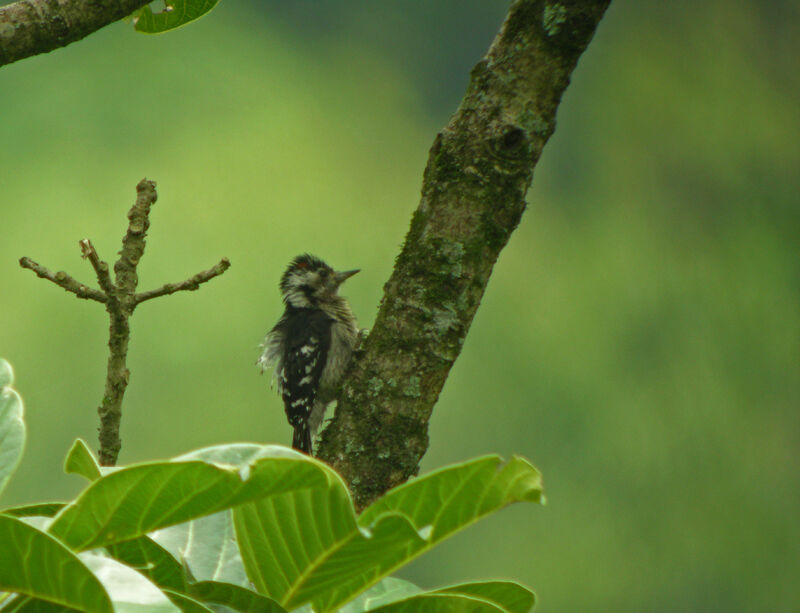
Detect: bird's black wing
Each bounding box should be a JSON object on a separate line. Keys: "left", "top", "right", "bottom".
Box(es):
{"left": 280, "top": 307, "right": 332, "bottom": 452}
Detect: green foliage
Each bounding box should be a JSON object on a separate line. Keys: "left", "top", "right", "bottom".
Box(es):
{"left": 430, "top": 582, "right": 535, "bottom": 613}
{"left": 0, "top": 516, "right": 113, "bottom": 613}
{"left": 152, "top": 508, "right": 250, "bottom": 587}
{"left": 1, "top": 503, "right": 64, "bottom": 519}
{"left": 49, "top": 447, "right": 340, "bottom": 551}
{"left": 63, "top": 439, "right": 102, "bottom": 482}
{"left": 187, "top": 581, "right": 287, "bottom": 612}
{"left": 133, "top": 1, "right": 221, "bottom": 34}
{"left": 0, "top": 360, "right": 542, "bottom": 612}
{"left": 0, "top": 359, "right": 24, "bottom": 498}
{"left": 106, "top": 537, "right": 187, "bottom": 591}
{"left": 234, "top": 453, "right": 541, "bottom": 613}
{"left": 341, "top": 579, "right": 535, "bottom": 613}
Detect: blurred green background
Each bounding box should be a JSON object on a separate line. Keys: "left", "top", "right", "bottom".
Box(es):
{"left": 2, "top": 0, "right": 798, "bottom": 611}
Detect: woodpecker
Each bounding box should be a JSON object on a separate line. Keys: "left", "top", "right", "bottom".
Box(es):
{"left": 258, "top": 254, "right": 359, "bottom": 454}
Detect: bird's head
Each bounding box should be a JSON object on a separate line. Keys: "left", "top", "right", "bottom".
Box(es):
{"left": 280, "top": 254, "right": 359, "bottom": 308}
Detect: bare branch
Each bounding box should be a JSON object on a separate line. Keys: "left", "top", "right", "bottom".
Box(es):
{"left": 79, "top": 239, "right": 116, "bottom": 297}
{"left": 97, "top": 301, "right": 130, "bottom": 467}
{"left": 96, "top": 178, "right": 156, "bottom": 466}
{"left": 19, "top": 178, "right": 229, "bottom": 466}
{"left": 0, "top": 0, "right": 150, "bottom": 69}
{"left": 19, "top": 256, "right": 106, "bottom": 302}
{"left": 135, "top": 258, "right": 232, "bottom": 305}
{"left": 317, "top": 0, "right": 611, "bottom": 509}
{"left": 115, "top": 178, "right": 158, "bottom": 295}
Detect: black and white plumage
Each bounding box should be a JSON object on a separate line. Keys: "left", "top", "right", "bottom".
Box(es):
{"left": 258, "top": 254, "right": 359, "bottom": 454}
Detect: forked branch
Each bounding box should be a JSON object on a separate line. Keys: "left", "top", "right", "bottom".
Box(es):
{"left": 19, "top": 178, "right": 231, "bottom": 465}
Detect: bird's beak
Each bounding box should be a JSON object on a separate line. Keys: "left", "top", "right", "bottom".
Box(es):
{"left": 334, "top": 269, "right": 360, "bottom": 285}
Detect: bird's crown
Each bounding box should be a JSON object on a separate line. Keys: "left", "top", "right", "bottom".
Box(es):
{"left": 279, "top": 254, "right": 358, "bottom": 309}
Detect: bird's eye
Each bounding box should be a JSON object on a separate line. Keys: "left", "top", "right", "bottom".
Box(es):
{"left": 319, "top": 268, "right": 330, "bottom": 278}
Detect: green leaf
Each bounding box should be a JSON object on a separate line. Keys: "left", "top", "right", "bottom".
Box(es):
{"left": 134, "top": 0, "right": 220, "bottom": 34}
{"left": 47, "top": 444, "right": 340, "bottom": 551}
{"left": 0, "top": 359, "right": 13, "bottom": 387}
{"left": 432, "top": 582, "right": 534, "bottom": 613}
{"left": 0, "top": 515, "right": 112, "bottom": 612}
{"left": 0, "top": 564, "right": 188, "bottom": 613}
{"left": 234, "top": 455, "right": 542, "bottom": 613}
{"left": 63, "top": 439, "right": 101, "bottom": 482}
{"left": 149, "top": 445, "right": 320, "bottom": 588}
{"left": 0, "top": 358, "right": 25, "bottom": 498}
{"left": 1, "top": 503, "right": 65, "bottom": 518}
{"left": 358, "top": 455, "right": 544, "bottom": 537}
{"left": 151, "top": 511, "right": 249, "bottom": 587}
{"left": 106, "top": 536, "right": 186, "bottom": 591}
{"left": 369, "top": 593, "right": 509, "bottom": 613}
{"left": 234, "top": 500, "right": 424, "bottom": 612}
{"left": 16, "top": 516, "right": 52, "bottom": 532}
{"left": 162, "top": 590, "right": 215, "bottom": 613}
{"left": 231, "top": 457, "right": 360, "bottom": 603}
{"left": 187, "top": 581, "right": 287, "bottom": 612}
{"left": 78, "top": 552, "right": 180, "bottom": 613}
{"left": 335, "top": 579, "right": 535, "bottom": 613}
{"left": 0, "top": 595, "right": 78, "bottom": 611}
{"left": 338, "top": 578, "right": 421, "bottom": 612}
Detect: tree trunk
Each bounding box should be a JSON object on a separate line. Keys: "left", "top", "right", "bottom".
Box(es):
{"left": 317, "top": 0, "right": 612, "bottom": 510}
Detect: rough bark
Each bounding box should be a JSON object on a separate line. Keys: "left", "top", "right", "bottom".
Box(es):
{"left": 95, "top": 180, "right": 159, "bottom": 467}
{"left": 317, "top": 0, "right": 611, "bottom": 509}
{"left": 0, "top": 0, "right": 149, "bottom": 68}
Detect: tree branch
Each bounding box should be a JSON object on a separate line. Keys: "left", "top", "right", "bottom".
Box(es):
{"left": 135, "top": 258, "right": 232, "bottom": 305}
{"left": 18, "top": 256, "right": 106, "bottom": 302}
{"left": 115, "top": 178, "right": 157, "bottom": 295}
{"left": 317, "top": 0, "right": 611, "bottom": 509}
{"left": 79, "top": 239, "right": 115, "bottom": 296}
{"left": 0, "top": 0, "right": 150, "bottom": 69}
{"left": 20, "top": 178, "right": 230, "bottom": 466}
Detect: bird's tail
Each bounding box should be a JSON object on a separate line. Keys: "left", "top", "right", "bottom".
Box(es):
{"left": 292, "top": 423, "right": 312, "bottom": 454}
